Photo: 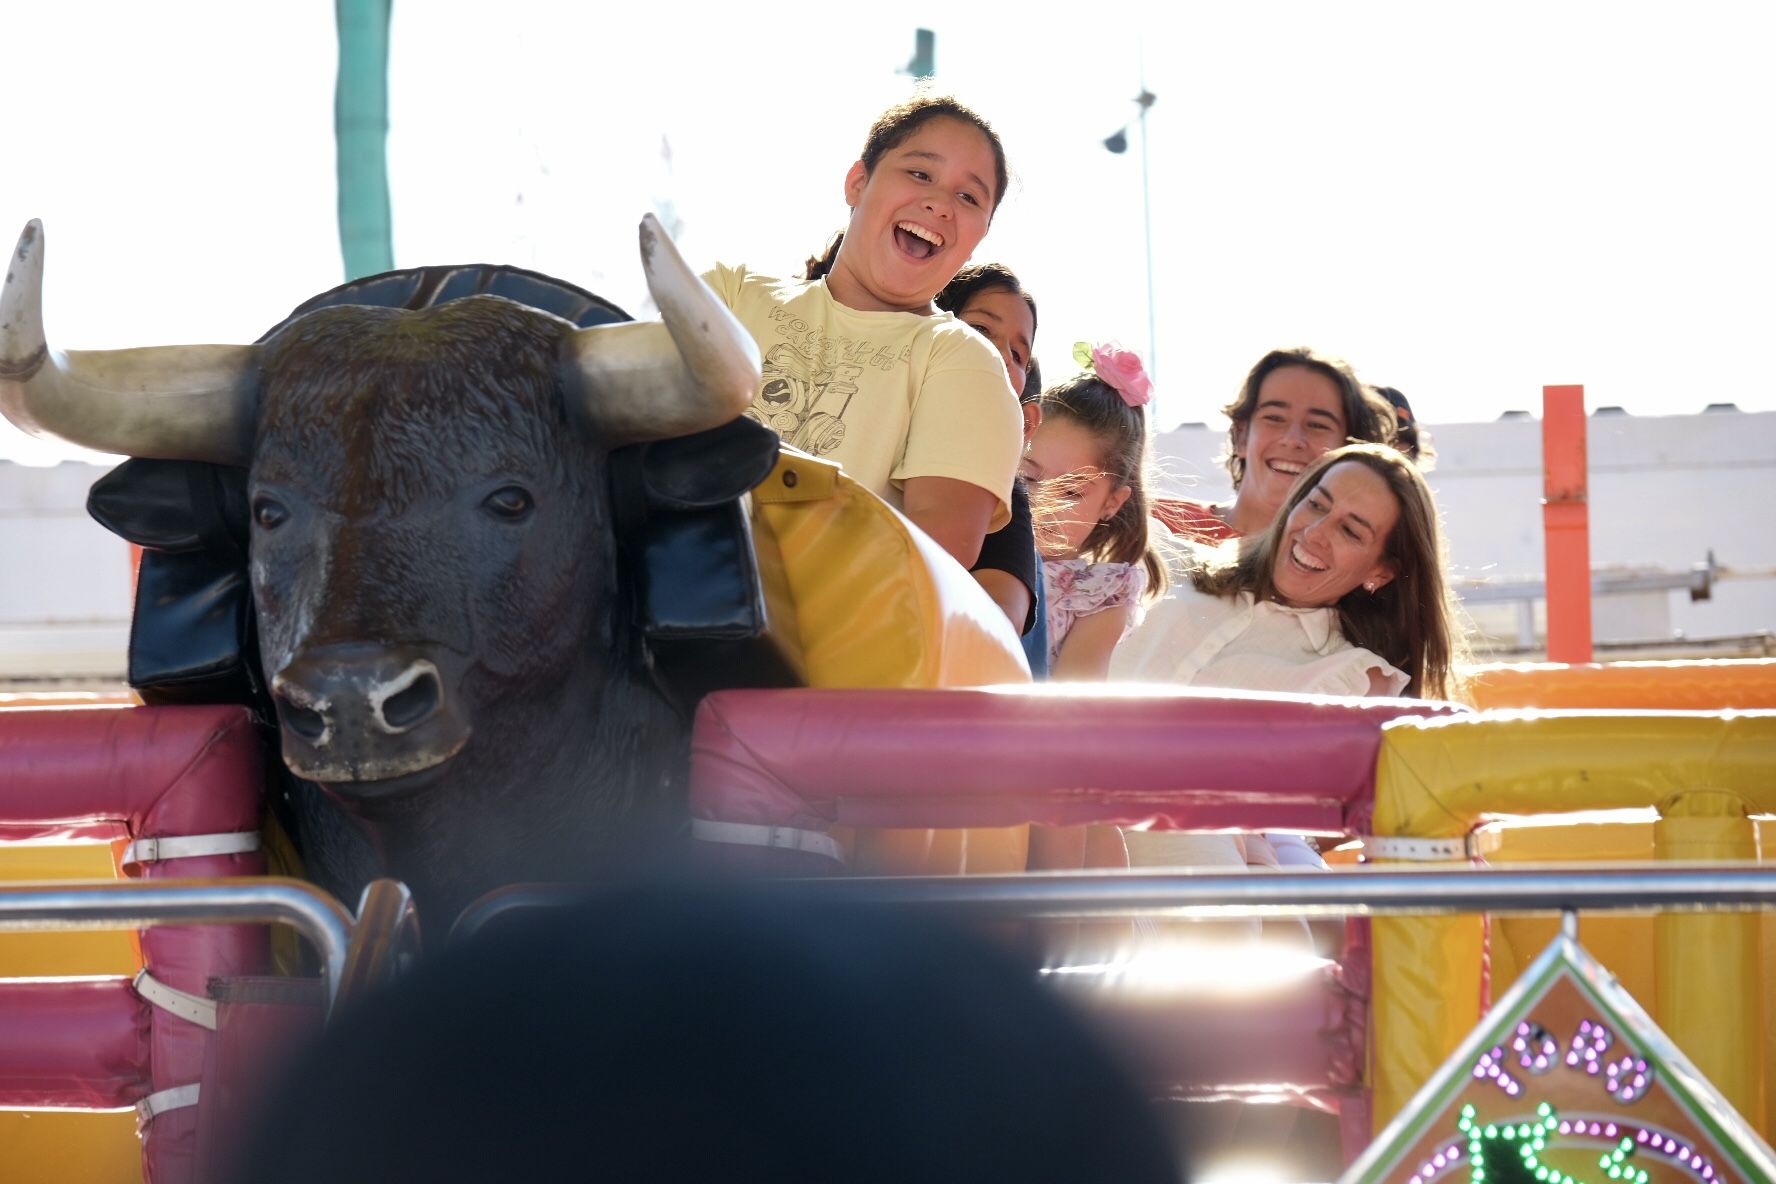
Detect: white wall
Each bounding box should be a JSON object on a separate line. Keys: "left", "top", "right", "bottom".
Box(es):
{"left": 0, "top": 461, "right": 132, "bottom": 682}
{"left": 1, "top": 408, "right": 1770, "bottom": 680}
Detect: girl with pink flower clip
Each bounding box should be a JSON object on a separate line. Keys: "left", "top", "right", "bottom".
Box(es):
{"left": 1020, "top": 343, "right": 1166, "bottom": 679}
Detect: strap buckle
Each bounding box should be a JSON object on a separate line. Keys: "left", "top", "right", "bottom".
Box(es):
{"left": 122, "top": 830, "right": 261, "bottom": 869}
{"left": 1361, "top": 831, "right": 1501, "bottom": 862}
{"left": 135, "top": 1083, "right": 202, "bottom": 1134}
{"left": 690, "top": 818, "right": 844, "bottom": 863}
{"left": 132, "top": 968, "right": 219, "bottom": 1030}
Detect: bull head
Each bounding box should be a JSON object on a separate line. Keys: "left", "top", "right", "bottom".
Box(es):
{"left": 1, "top": 216, "right": 759, "bottom": 810}
{"left": 0, "top": 214, "right": 759, "bottom": 460}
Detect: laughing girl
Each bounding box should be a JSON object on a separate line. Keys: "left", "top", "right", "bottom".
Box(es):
{"left": 703, "top": 97, "right": 1022, "bottom": 571}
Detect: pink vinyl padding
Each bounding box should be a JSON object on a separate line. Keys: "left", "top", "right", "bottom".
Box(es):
{"left": 0, "top": 705, "right": 270, "bottom": 1183}
{"left": 688, "top": 686, "right": 1461, "bottom": 1129}
{"left": 0, "top": 978, "right": 150, "bottom": 1108}
{"left": 690, "top": 685, "right": 1465, "bottom": 834}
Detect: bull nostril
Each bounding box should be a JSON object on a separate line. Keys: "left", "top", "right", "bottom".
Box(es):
{"left": 380, "top": 671, "right": 441, "bottom": 731}
{"left": 282, "top": 701, "right": 329, "bottom": 742}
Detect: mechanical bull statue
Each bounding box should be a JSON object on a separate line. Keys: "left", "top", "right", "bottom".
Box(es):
{"left": 0, "top": 215, "right": 763, "bottom": 923}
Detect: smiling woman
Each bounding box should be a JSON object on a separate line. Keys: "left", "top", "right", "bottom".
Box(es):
{"left": 1113, "top": 442, "right": 1461, "bottom": 702}
{"left": 1155, "top": 347, "right": 1397, "bottom": 542}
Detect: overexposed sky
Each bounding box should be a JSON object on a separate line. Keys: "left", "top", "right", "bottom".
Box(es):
{"left": 5, "top": 0, "right": 1773, "bottom": 466}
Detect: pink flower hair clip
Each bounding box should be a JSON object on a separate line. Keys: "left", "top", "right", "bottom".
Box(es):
{"left": 1073, "top": 341, "right": 1153, "bottom": 407}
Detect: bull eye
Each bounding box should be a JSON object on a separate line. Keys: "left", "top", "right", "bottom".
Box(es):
{"left": 253, "top": 497, "right": 289, "bottom": 531}
{"left": 482, "top": 485, "right": 535, "bottom": 521}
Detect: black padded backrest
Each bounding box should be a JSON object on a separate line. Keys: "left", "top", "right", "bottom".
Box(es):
{"left": 260, "top": 263, "right": 632, "bottom": 336}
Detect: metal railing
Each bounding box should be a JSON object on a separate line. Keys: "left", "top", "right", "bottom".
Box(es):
{"left": 449, "top": 863, "right": 1776, "bottom": 942}
{"left": 0, "top": 876, "right": 354, "bottom": 1006}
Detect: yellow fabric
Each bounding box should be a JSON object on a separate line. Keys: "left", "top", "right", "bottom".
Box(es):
{"left": 1762, "top": 817, "right": 1776, "bottom": 1141}
{"left": 1464, "top": 658, "right": 1776, "bottom": 710}
{"left": 1488, "top": 820, "right": 1658, "bottom": 1024}
{"left": 0, "top": 844, "right": 138, "bottom": 975}
{"left": 1369, "top": 710, "right": 1776, "bottom": 1138}
{"left": 0, "top": 1112, "right": 142, "bottom": 1184}
{"left": 750, "top": 450, "right": 1028, "bottom": 691}
{"left": 1369, "top": 912, "right": 1485, "bottom": 1130}
{"left": 0, "top": 846, "right": 143, "bottom": 1184}
{"left": 750, "top": 450, "right": 1031, "bottom": 874}
{"left": 705, "top": 263, "right": 1020, "bottom": 530}
{"left": 1654, "top": 794, "right": 1765, "bottom": 1126}
{"left": 1374, "top": 711, "right": 1776, "bottom": 840}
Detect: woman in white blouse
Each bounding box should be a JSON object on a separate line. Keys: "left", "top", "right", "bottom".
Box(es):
{"left": 1110, "top": 442, "right": 1461, "bottom": 872}
{"left": 1113, "top": 441, "right": 1458, "bottom": 699}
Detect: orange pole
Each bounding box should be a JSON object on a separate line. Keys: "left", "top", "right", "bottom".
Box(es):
{"left": 1541, "top": 384, "right": 1591, "bottom": 663}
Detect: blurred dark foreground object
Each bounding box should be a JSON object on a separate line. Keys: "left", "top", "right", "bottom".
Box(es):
{"left": 228, "top": 886, "right": 1183, "bottom": 1184}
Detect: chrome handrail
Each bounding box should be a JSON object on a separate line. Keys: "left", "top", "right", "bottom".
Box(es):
{"left": 449, "top": 863, "right": 1776, "bottom": 943}
{"left": 768, "top": 863, "right": 1776, "bottom": 917}
{"left": 0, "top": 876, "right": 354, "bottom": 1009}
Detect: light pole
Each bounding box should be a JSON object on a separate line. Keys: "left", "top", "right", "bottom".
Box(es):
{"left": 1103, "top": 85, "right": 1158, "bottom": 386}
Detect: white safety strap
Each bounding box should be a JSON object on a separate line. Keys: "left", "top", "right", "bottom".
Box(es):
{"left": 132, "top": 969, "right": 219, "bottom": 1030}
{"left": 1362, "top": 831, "right": 1501, "bottom": 862}
{"left": 122, "top": 830, "right": 261, "bottom": 868}
{"left": 135, "top": 1083, "right": 201, "bottom": 1132}
{"left": 691, "top": 818, "right": 844, "bottom": 863}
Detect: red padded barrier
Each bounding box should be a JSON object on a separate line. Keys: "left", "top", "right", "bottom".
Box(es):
{"left": 0, "top": 705, "right": 263, "bottom": 846}
{"left": 688, "top": 687, "right": 1465, "bottom": 1126}
{"left": 689, "top": 686, "right": 1466, "bottom": 834}
{"left": 0, "top": 705, "right": 270, "bottom": 1184}
{"left": 193, "top": 977, "right": 327, "bottom": 1183}
{"left": 0, "top": 979, "right": 150, "bottom": 1108}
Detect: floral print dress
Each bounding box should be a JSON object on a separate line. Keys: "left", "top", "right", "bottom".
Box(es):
{"left": 1042, "top": 559, "right": 1147, "bottom": 667}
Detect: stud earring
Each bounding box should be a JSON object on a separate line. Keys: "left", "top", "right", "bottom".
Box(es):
{"left": 1364, "top": 581, "right": 1378, "bottom": 593}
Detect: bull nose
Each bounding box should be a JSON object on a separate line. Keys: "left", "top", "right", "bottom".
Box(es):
{"left": 271, "top": 645, "right": 466, "bottom": 784}
{"left": 367, "top": 661, "right": 443, "bottom": 734}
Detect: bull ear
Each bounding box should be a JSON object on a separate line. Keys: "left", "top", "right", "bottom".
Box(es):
{"left": 0, "top": 220, "right": 258, "bottom": 465}
{"left": 634, "top": 416, "right": 780, "bottom": 510}
{"left": 564, "top": 214, "right": 760, "bottom": 447}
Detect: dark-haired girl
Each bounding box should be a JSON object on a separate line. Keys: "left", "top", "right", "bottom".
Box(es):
{"left": 704, "top": 97, "right": 1022, "bottom": 571}
{"left": 935, "top": 263, "right": 1046, "bottom": 667}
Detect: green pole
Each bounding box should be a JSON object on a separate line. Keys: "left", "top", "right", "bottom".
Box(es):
{"left": 335, "top": 0, "right": 394, "bottom": 280}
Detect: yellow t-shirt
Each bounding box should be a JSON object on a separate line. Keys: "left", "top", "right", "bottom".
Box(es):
{"left": 703, "top": 263, "right": 1021, "bottom": 530}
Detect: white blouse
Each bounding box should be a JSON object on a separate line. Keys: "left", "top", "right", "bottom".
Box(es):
{"left": 1108, "top": 585, "right": 1408, "bottom": 696}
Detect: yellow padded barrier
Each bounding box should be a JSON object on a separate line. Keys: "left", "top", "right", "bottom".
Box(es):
{"left": 0, "top": 1112, "right": 142, "bottom": 1184}
{"left": 1763, "top": 816, "right": 1776, "bottom": 1141}
{"left": 1487, "top": 820, "right": 1657, "bottom": 1024}
{"left": 750, "top": 449, "right": 1028, "bottom": 691}
{"left": 1, "top": 700, "right": 143, "bottom": 1182}
{"left": 0, "top": 843, "right": 143, "bottom": 1184}
{"left": 1465, "top": 658, "right": 1776, "bottom": 710}
{"left": 1370, "top": 710, "right": 1776, "bottom": 1136}
{"left": 0, "top": 844, "right": 138, "bottom": 975}
{"left": 750, "top": 450, "right": 1031, "bottom": 874}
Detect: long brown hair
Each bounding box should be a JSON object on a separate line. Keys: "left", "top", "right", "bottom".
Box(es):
{"left": 804, "top": 96, "right": 1010, "bottom": 281}
{"left": 1190, "top": 443, "right": 1461, "bottom": 699}
{"left": 1218, "top": 348, "right": 1396, "bottom": 489}
{"left": 1037, "top": 374, "right": 1166, "bottom": 597}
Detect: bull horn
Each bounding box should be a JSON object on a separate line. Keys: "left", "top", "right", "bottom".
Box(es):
{"left": 565, "top": 213, "right": 760, "bottom": 446}
{"left": 0, "top": 220, "right": 257, "bottom": 465}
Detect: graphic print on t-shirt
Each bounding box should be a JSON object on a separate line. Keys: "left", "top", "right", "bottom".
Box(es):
{"left": 751, "top": 343, "right": 857, "bottom": 455}
{"left": 744, "top": 308, "right": 913, "bottom": 457}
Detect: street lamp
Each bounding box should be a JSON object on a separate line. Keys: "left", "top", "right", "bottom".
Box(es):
{"left": 1104, "top": 87, "right": 1158, "bottom": 386}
